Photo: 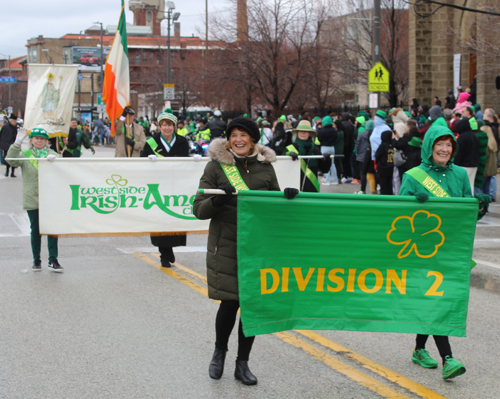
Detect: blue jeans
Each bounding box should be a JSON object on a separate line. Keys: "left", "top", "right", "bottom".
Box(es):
{"left": 490, "top": 175, "right": 497, "bottom": 200}
{"left": 321, "top": 146, "right": 337, "bottom": 183}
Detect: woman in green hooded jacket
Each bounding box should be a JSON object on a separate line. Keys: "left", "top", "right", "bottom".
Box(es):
{"left": 399, "top": 125, "right": 490, "bottom": 380}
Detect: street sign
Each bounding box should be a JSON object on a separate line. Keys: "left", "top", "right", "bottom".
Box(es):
{"left": 164, "top": 83, "right": 175, "bottom": 101}
{"left": 0, "top": 77, "right": 17, "bottom": 83}
{"left": 368, "top": 62, "right": 389, "bottom": 92}
{"left": 369, "top": 93, "right": 378, "bottom": 108}
{"left": 96, "top": 93, "right": 106, "bottom": 113}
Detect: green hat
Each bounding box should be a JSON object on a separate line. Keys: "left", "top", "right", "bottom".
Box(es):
{"left": 375, "top": 110, "right": 387, "bottom": 120}
{"left": 243, "top": 113, "right": 248, "bottom": 118}
{"left": 322, "top": 115, "right": 333, "bottom": 126}
{"left": 158, "top": 109, "right": 178, "bottom": 125}
{"left": 313, "top": 116, "right": 321, "bottom": 122}
{"left": 477, "top": 119, "right": 485, "bottom": 128}
{"left": 279, "top": 115, "right": 286, "bottom": 121}
{"left": 292, "top": 120, "right": 316, "bottom": 137}
{"left": 355, "top": 116, "right": 366, "bottom": 126}
{"left": 30, "top": 127, "right": 49, "bottom": 140}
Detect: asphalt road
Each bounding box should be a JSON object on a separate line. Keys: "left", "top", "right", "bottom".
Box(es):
{"left": 1, "top": 145, "right": 499, "bottom": 399}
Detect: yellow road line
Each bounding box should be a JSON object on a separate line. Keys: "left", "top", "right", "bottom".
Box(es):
{"left": 151, "top": 253, "right": 208, "bottom": 284}
{"left": 296, "top": 330, "right": 448, "bottom": 399}
{"left": 135, "top": 254, "right": 444, "bottom": 399}
{"left": 275, "top": 332, "right": 410, "bottom": 399}
{"left": 134, "top": 253, "right": 209, "bottom": 297}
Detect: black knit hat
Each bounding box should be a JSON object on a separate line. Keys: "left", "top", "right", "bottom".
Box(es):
{"left": 8, "top": 113, "right": 17, "bottom": 120}
{"left": 226, "top": 117, "right": 260, "bottom": 143}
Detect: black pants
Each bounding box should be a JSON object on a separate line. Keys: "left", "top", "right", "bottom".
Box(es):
{"left": 343, "top": 150, "right": 353, "bottom": 178}
{"left": 335, "top": 157, "right": 343, "bottom": 181}
{"left": 357, "top": 161, "right": 366, "bottom": 191}
{"left": 215, "top": 300, "right": 255, "bottom": 361}
{"left": 415, "top": 334, "right": 452, "bottom": 363}
{"left": 378, "top": 174, "right": 393, "bottom": 195}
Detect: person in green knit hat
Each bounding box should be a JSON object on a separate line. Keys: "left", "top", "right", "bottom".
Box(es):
{"left": 399, "top": 125, "right": 490, "bottom": 380}
{"left": 6, "top": 127, "right": 63, "bottom": 272}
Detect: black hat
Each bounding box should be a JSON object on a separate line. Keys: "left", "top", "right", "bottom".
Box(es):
{"left": 122, "top": 107, "right": 135, "bottom": 116}
{"left": 8, "top": 113, "right": 17, "bottom": 120}
{"left": 226, "top": 117, "right": 260, "bottom": 143}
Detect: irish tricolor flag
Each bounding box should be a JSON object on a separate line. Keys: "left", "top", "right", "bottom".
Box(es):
{"left": 103, "top": 0, "right": 129, "bottom": 136}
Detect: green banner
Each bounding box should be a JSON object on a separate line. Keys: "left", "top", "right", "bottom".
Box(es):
{"left": 237, "top": 192, "right": 478, "bottom": 337}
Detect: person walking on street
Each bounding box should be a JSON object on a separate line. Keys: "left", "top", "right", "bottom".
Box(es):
{"left": 194, "top": 117, "right": 295, "bottom": 385}
{"left": 141, "top": 109, "right": 191, "bottom": 267}
{"left": 0, "top": 113, "right": 19, "bottom": 177}
{"left": 317, "top": 116, "right": 338, "bottom": 185}
{"left": 206, "top": 110, "right": 227, "bottom": 140}
{"left": 6, "top": 127, "right": 63, "bottom": 272}
{"left": 399, "top": 125, "right": 490, "bottom": 380}
{"left": 115, "top": 107, "right": 146, "bottom": 157}
{"left": 60, "top": 118, "right": 95, "bottom": 157}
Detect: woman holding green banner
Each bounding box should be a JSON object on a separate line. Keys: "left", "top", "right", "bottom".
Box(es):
{"left": 194, "top": 117, "right": 297, "bottom": 386}
{"left": 6, "top": 127, "right": 63, "bottom": 272}
{"left": 399, "top": 125, "right": 491, "bottom": 379}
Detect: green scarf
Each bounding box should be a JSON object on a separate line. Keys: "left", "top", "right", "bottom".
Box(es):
{"left": 294, "top": 138, "right": 317, "bottom": 167}
{"left": 32, "top": 147, "right": 48, "bottom": 158}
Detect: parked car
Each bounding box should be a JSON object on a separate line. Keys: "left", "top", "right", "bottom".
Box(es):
{"left": 80, "top": 54, "right": 99, "bottom": 65}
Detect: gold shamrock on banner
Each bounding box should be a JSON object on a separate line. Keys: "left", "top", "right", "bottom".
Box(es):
{"left": 387, "top": 210, "right": 445, "bottom": 259}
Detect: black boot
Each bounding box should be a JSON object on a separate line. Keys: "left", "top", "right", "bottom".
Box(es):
{"left": 234, "top": 360, "right": 257, "bottom": 385}
{"left": 4, "top": 166, "right": 9, "bottom": 177}
{"left": 10, "top": 167, "right": 16, "bottom": 178}
{"left": 209, "top": 348, "right": 226, "bottom": 380}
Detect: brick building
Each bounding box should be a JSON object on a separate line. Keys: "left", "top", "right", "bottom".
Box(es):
{"left": 409, "top": 0, "right": 500, "bottom": 111}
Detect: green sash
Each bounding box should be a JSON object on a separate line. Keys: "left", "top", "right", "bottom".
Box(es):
{"left": 220, "top": 164, "right": 250, "bottom": 191}
{"left": 406, "top": 168, "right": 450, "bottom": 198}
{"left": 146, "top": 137, "right": 164, "bottom": 157}
{"left": 22, "top": 149, "right": 39, "bottom": 170}
{"left": 286, "top": 145, "right": 320, "bottom": 192}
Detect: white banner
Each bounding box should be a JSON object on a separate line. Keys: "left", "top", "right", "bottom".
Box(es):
{"left": 453, "top": 54, "right": 461, "bottom": 99}
{"left": 24, "top": 64, "right": 79, "bottom": 137}
{"left": 38, "top": 157, "right": 300, "bottom": 236}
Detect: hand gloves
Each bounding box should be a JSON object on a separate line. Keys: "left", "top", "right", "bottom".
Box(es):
{"left": 290, "top": 152, "right": 298, "bottom": 161}
{"left": 284, "top": 187, "right": 299, "bottom": 199}
{"left": 415, "top": 193, "right": 429, "bottom": 202}
{"left": 148, "top": 154, "right": 157, "bottom": 162}
{"left": 212, "top": 185, "right": 236, "bottom": 208}
{"left": 126, "top": 137, "right": 135, "bottom": 147}
{"left": 475, "top": 193, "right": 492, "bottom": 220}
{"left": 15, "top": 128, "right": 28, "bottom": 146}
{"left": 193, "top": 154, "right": 202, "bottom": 161}
{"left": 47, "top": 154, "right": 57, "bottom": 162}
{"left": 323, "top": 152, "right": 331, "bottom": 161}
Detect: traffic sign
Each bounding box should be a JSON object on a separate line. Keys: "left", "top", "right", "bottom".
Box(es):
{"left": 368, "top": 62, "right": 389, "bottom": 92}
{"left": 164, "top": 83, "right": 175, "bottom": 101}
{"left": 0, "top": 76, "right": 17, "bottom": 83}
{"left": 96, "top": 93, "right": 106, "bottom": 113}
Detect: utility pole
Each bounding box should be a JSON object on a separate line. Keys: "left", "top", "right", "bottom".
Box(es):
{"left": 373, "top": 0, "right": 381, "bottom": 107}
{"left": 8, "top": 55, "right": 11, "bottom": 109}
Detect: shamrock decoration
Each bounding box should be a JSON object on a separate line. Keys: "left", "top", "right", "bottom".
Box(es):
{"left": 387, "top": 210, "right": 445, "bottom": 259}
{"left": 106, "top": 175, "right": 128, "bottom": 187}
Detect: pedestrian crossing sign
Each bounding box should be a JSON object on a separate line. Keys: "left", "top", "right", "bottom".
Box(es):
{"left": 368, "top": 62, "right": 389, "bottom": 92}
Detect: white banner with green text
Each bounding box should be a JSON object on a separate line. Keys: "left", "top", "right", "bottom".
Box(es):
{"left": 38, "top": 158, "right": 300, "bottom": 236}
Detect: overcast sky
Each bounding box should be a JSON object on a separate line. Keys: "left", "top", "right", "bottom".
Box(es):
{"left": 0, "top": 0, "right": 231, "bottom": 59}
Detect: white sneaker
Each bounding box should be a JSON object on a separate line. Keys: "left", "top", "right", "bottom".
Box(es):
{"left": 322, "top": 182, "right": 331, "bottom": 186}
{"left": 332, "top": 182, "right": 339, "bottom": 185}
{"left": 354, "top": 191, "right": 365, "bottom": 194}
{"left": 341, "top": 177, "right": 347, "bottom": 184}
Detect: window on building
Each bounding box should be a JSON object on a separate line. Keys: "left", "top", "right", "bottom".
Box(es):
{"left": 146, "top": 11, "right": 152, "bottom": 20}
{"left": 135, "top": 53, "right": 140, "bottom": 65}
{"left": 143, "top": 51, "right": 148, "bottom": 61}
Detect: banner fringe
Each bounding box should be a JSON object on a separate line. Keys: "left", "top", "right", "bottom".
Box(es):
{"left": 45, "top": 230, "right": 209, "bottom": 238}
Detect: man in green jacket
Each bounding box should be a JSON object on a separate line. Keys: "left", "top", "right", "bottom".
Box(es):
{"left": 59, "top": 118, "right": 95, "bottom": 157}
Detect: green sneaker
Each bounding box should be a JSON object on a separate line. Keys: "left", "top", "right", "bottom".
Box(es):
{"left": 411, "top": 349, "right": 438, "bottom": 368}
{"left": 442, "top": 356, "right": 466, "bottom": 379}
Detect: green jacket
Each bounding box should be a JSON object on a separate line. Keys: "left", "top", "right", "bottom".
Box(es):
{"left": 399, "top": 126, "right": 472, "bottom": 198}
{"left": 193, "top": 138, "right": 280, "bottom": 301}
{"left": 6, "top": 144, "right": 60, "bottom": 210}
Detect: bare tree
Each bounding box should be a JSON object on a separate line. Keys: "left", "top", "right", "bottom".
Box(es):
{"left": 210, "top": 0, "right": 332, "bottom": 116}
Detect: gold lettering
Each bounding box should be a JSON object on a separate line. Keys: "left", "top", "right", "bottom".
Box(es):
{"left": 260, "top": 269, "right": 280, "bottom": 294}
{"left": 358, "top": 268, "right": 383, "bottom": 293}
{"left": 347, "top": 268, "right": 356, "bottom": 292}
{"left": 292, "top": 267, "right": 315, "bottom": 291}
{"left": 282, "top": 267, "right": 290, "bottom": 292}
{"left": 327, "top": 269, "right": 345, "bottom": 292}
{"left": 316, "top": 268, "right": 326, "bottom": 291}
{"left": 385, "top": 269, "right": 407, "bottom": 294}
{"left": 425, "top": 271, "right": 444, "bottom": 296}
